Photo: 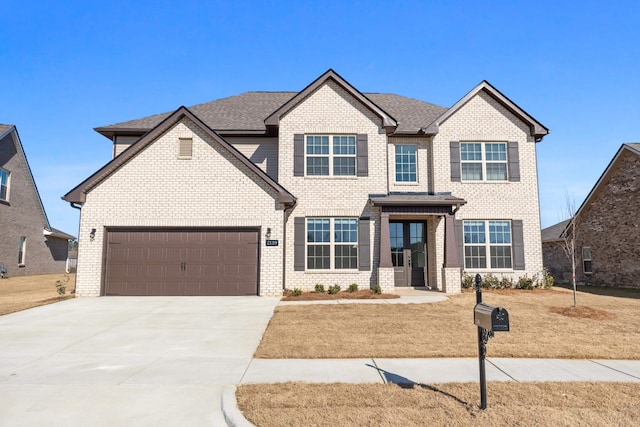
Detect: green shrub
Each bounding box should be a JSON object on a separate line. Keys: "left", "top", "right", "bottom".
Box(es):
{"left": 517, "top": 275, "right": 534, "bottom": 290}
{"left": 328, "top": 284, "right": 341, "bottom": 295}
{"left": 55, "top": 275, "right": 69, "bottom": 296}
{"left": 482, "top": 273, "right": 500, "bottom": 289}
{"left": 314, "top": 284, "right": 325, "bottom": 293}
{"left": 499, "top": 276, "right": 514, "bottom": 289}
{"left": 292, "top": 288, "right": 303, "bottom": 296}
{"left": 348, "top": 283, "right": 358, "bottom": 293}
{"left": 371, "top": 284, "right": 382, "bottom": 295}
{"left": 461, "top": 272, "right": 474, "bottom": 289}
{"left": 539, "top": 268, "right": 555, "bottom": 288}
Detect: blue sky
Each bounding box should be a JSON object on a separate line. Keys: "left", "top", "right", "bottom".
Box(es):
{"left": 2, "top": 0, "right": 639, "bottom": 236}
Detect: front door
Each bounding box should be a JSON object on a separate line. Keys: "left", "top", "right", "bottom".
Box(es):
{"left": 390, "top": 221, "right": 426, "bottom": 287}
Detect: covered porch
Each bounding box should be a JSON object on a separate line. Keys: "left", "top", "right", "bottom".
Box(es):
{"left": 370, "top": 193, "right": 467, "bottom": 294}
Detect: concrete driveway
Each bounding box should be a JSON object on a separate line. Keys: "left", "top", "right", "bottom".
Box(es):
{"left": 0, "top": 296, "right": 279, "bottom": 426}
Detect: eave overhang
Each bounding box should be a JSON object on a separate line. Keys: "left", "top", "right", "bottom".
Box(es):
{"left": 264, "top": 69, "right": 398, "bottom": 132}
{"left": 421, "top": 80, "right": 550, "bottom": 141}
{"left": 370, "top": 193, "right": 467, "bottom": 214}
{"left": 64, "top": 106, "right": 296, "bottom": 206}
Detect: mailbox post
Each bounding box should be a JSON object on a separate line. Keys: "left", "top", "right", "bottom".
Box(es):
{"left": 473, "top": 273, "right": 509, "bottom": 410}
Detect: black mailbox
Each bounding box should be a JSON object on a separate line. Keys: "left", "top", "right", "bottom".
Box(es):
{"left": 474, "top": 303, "right": 509, "bottom": 332}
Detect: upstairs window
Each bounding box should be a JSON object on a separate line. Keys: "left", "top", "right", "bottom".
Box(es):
{"left": 395, "top": 145, "right": 417, "bottom": 183}
{"left": 306, "top": 135, "right": 356, "bottom": 176}
{"left": 461, "top": 142, "right": 507, "bottom": 181}
{"left": 0, "top": 168, "right": 9, "bottom": 200}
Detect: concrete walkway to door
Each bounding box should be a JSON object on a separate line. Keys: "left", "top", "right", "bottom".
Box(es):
{"left": 0, "top": 296, "right": 279, "bottom": 426}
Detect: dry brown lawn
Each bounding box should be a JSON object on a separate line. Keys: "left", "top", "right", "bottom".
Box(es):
{"left": 0, "top": 273, "right": 76, "bottom": 315}
{"left": 237, "top": 382, "right": 640, "bottom": 427}
{"left": 256, "top": 287, "right": 640, "bottom": 359}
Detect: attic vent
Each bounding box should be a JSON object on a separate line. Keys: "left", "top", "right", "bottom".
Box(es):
{"left": 178, "top": 138, "right": 193, "bottom": 158}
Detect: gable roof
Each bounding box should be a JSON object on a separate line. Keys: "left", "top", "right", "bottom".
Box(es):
{"left": 422, "top": 80, "right": 550, "bottom": 141}
{"left": 264, "top": 69, "right": 397, "bottom": 130}
{"left": 571, "top": 143, "right": 640, "bottom": 222}
{"left": 541, "top": 219, "right": 570, "bottom": 242}
{"left": 94, "top": 73, "right": 447, "bottom": 138}
{"left": 64, "top": 107, "right": 296, "bottom": 205}
{"left": 1, "top": 124, "right": 52, "bottom": 231}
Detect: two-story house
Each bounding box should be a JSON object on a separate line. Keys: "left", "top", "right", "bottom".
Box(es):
{"left": 1, "top": 124, "right": 75, "bottom": 276}
{"left": 63, "top": 70, "right": 549, "bottom": 296}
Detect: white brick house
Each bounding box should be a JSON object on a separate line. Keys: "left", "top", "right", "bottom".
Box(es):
{"left": 64, "top": 70, "right": 549, "bottom": 296}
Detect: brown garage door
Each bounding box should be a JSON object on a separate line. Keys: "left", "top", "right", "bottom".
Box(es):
{"left": 104, "top": 228, "right": 259, "bottom": 296}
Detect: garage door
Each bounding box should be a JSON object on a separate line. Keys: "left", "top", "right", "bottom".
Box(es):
{"left": 104, "top": 228, "right": 259, "bottom": 296}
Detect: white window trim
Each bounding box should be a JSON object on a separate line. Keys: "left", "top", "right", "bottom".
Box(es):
{"left": 463, "top": 220, "right": 513, "bottom": 270}
{"left": 306, "top": 217, "right": 359, "bottom": 271}
{"left": 394, "top": 144, "right": 418, "bottom": 184}
{"left": 305, "top": 135, "right": 357, "bottom": 177}
{"left": 460, "top": 142, "right": 508, "bottom": 182}
{"left": 0, "top": 168, "right": 9, "bottom": 201}
{"left": 18, "top": 236, "right": 26, "bottom": 266}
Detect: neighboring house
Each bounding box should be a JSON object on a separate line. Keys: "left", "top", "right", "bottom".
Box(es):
{"left": 542, "top": 143, "right": 640, "bottom": 288}
{"left": 63, "top": 69, "right": 549, "bottom": 297}
{"left": 0, "top": 124, "right": 75, "bottom": 276}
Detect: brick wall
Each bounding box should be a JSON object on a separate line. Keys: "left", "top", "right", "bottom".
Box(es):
{"left": 75, "top": 117, "right": 285, "bottom": 296}
{"left": 278, "top": 80, "right": 387, "bottom": 291}
{"left": 432, "top": 91, "right": 544, "bottom": 283}
{"left": 574, "top": 149, "right": 640, "bottom": 288}
{"left": 0, "top": 130, "right": 69, "bottom": 276}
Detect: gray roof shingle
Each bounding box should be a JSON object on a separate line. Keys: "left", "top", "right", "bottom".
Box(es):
{"left": 96, "top": 92, "right": 447, "bottom": 136}
{"left": 541, "top": 219, "right": 570, "bottom": 242}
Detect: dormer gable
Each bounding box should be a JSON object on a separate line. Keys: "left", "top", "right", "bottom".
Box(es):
{"left": 264, "top": 69, "right": 398, "bottom": 133}
{"left": 422, "top": 80, "right": 549, "bottom": 141}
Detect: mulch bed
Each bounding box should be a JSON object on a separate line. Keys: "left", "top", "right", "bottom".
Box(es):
{"left": 281, "top": 289, "right": 399, "bottom": 301}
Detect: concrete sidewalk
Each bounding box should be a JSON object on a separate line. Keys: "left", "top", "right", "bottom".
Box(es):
{"left": 241, "top": 358, "right": 640, "bottom": 385}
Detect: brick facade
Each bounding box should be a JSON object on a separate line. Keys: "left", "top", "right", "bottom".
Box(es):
{"left": 75, "top": 118, "right": 285, "bottom": 296}
{"left": 69, "top": 71, "right": 548, "bottom": 296}
{"left": 574, "top": 148, "right": 639, "bottom": 288}
{"left": 0, "top": 127, "right": 70, "bottom": 276}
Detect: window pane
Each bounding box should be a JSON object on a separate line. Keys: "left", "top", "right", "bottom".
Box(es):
{"left": 395, "top": 145, "right": 417, "bottom": 182}
{"left": 461, "top": 163, "right": 482, "bottom": 180}
{"left": 489, "top": 221, "right": 511, "bottom": 244}
{"left": 485, "top": 143, "right": 506, "bottom": 161}
{"left": 333, "top": 136, "right": 356, "bottom": 155}
{"left": 335, "top": 218, "right": 357, "bottom": 243}
{"left": 486, "top": 163, "right": 507, "bottom": 180}
{"left": 333, "top": 157, "right": 356, "bottom": 176}
{"left": 335, "top": 245, "right": 358, "bottom": 269}
{"left": 490, "top": 246, "right": 512, "bottom": 269}
{"left": 307, "top": 245, "right": 330, "bottom": 269}
{"left": 0, "top": 169, "right": 8, "bottom": 200}
{"left": 464, "top": 221, "right": 486, "bottom": 244}
{"left": 307, "top": 219, "right": 330, "bottom": 243}
{"left": 465, "top": 246, "right": 486, "bottom": 269}
{"left": 461, "top": 143, "right": 482, "bottom": 161}
{"left": 306, "top": 136, "right": 329, "bottom": 154}
{"left": 306, "top": 157, "right": 329, "bottom": 176}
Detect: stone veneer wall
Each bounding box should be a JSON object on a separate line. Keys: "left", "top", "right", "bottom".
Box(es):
{"left": 75, "top": 117, "right": 285, "bottom": 296}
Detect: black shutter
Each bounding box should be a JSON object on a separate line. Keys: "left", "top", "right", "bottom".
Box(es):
{"left": 455, "top": 220, "right": 464, "bottom": 268}
{"left": 294, "top": 134, "right": 304, "bottom": 177}
{"left": 512, "top": 220, "right": 525, "bottom": 270}
{"left": 294, "top": 217, "right": 305, "bottom": 271}
{"left": 358, "top": 218, "right": 370, "bottom": 271}
{"left": 450, "top": 141, "right": 461, "bottom": 182}
{"left": 508, "top": 141, "right": 520, "bottom": 182}
{"left": 356, "top": 134, "right": 368, "bottom": 176}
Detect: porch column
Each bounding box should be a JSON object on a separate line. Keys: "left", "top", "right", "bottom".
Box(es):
{"left": 444, "top": 214, "right": 461, "bottom": 268}
{"left": 380, "top": 212, "right": 393, "bottom": 268}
